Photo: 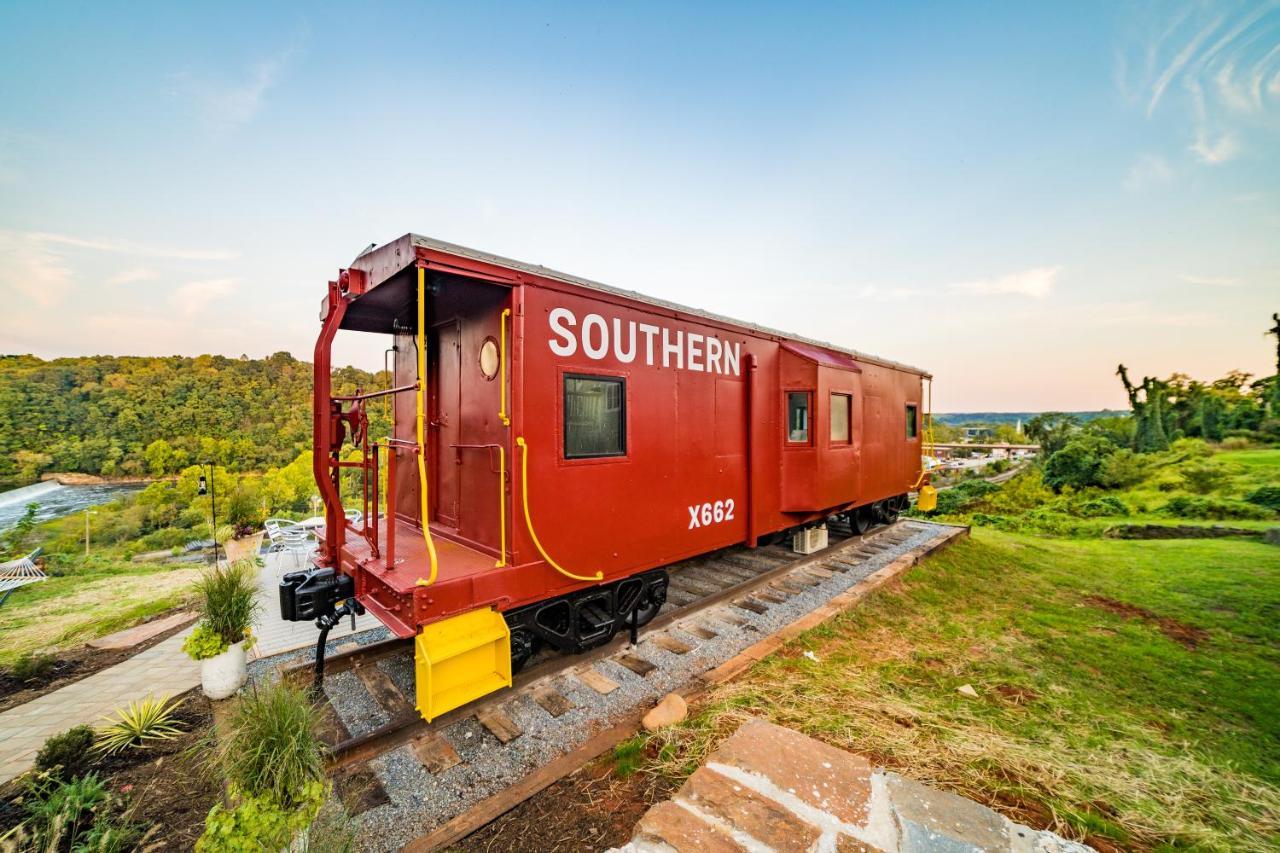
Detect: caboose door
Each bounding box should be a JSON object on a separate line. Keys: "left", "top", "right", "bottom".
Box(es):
{"left": 429, "top": 321, "right": 462, "bottom": 528}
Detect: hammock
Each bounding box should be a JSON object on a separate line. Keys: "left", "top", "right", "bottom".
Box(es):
{"left": 0, "top": 549, "right": 46, "bottom": 607}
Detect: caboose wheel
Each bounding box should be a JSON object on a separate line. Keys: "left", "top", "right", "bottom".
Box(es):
{"left": 510, "top": 627, "right": 536, "bottom": 673}
{"left": 852, "top": 507, "right": 873, "bottom": 534}
{"left": 881, "top": 498, "right": 901, "bottom": 523}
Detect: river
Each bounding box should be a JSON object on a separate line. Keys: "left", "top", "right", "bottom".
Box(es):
{"left": 0, "top": 481, "right": 146, "bottom": 532}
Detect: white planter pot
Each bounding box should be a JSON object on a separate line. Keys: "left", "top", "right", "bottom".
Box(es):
{"left": 201, "top": 640, "right": 248, "bottom": 700}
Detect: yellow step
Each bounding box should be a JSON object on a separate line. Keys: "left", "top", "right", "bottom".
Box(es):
{"left": 415, "top": 607, "right": 512, "bottom": 722}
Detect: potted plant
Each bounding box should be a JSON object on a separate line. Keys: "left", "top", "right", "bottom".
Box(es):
{"left": 222, "top": 523, "right": 265, "bottom": 564}
{"left": 183, "top": 560, "right": 261, "bottom": 700}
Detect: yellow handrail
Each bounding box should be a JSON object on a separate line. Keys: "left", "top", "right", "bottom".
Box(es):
{"left": 415, "top": 266, "right": 440, "bottom": 586}
{"left": 515, "top": 436, "right": 602, "bottom": 582}
{"left": 498, "top": 308, "right": 511, "bottom": 427}
{"left": 911, "top": 379, "right": 936, "bottom": 490}
{"left": 495, "top": 445, "right": 507, "bottom": 568}
{"left": 495, "top": 307, "right": 510, "bottom": 568}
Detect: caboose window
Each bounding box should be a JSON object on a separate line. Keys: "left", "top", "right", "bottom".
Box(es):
{"left": 564, "top": 375, "right": 626, "bottom": 458}
{"left": 787, "top": 392, "right": 810, "bottom": 443}
{"left": 830, "top": 393, "right": 851, "bottom": 443}
{"left": 906, "top": 404, "right": 919, "bottom": 439}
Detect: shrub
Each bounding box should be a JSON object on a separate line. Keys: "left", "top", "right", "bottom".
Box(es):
{"left": 199, "top": 682, "right": 328, "bottom": 851}
{"left": 33, "top": 725, "right": 95, "bottom": 779}
{"left": 1070, "top": 496, "right": 1129, "bottom": 518}
{"left": 1043, "top": 436, "right": 1115, "bottom": 492}
{"left": 11, "top": 770, "right": 146, "bottom": 851}
{"left": 187, "top": 560, "right": 260, "bottom": 660}
{"left": 1245, "top": 486, "right": 1280, "bottom": 513}
{"left": 1219, "top": 436, "right": 1251, "bottom": 451}
{"left": 1169, "top": 437, "right": 1214, "bottom": 459}
{"left": 10, "top": 651, "right": 56, "bottom": 683}
{"left": 919, "top": 480, "right": 1001, "bottom": 515}
{"left": 1097, "top": 449, "right": 1149, "bottom": 489}
{"left": 92, "top": 694, "right": 186, "bottom": 756}
{"left": 1178, "top": 461, "right": 1234, "bottom": 495}
{"left": 1159, "top": 496, "right": 1272, "bottom": 521}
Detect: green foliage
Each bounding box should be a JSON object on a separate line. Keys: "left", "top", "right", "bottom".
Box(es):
{"left": 192, "top": 560, "right": 260, "bottom": 648}
{"left": 0, "top": 352, "right": 390, "bottom": 486}
{"left": 1096, "top": 449, "right": 1149, "bottom": 489}
{"left": 1024, "top": 412, "right": 1080, "bottom": 455}
{"left": 92, "top": 694, "right": 186, "bottom": 755}
{"left": 1158, "top": 496, "right": 1273, "bottom": 521}
{"left": 8, "top": 770, "right": 145, "bottom": 852}
{"left": 9, "top": 650, "right": 56, "bottom": 682}
{"left": 197, "top": 780, "right": 326, "bottom": 852}
{"left": 1178, "top": 461, "right": 1234, "bottom": 495}
{"left": 215, "top": 681, "right": 326, "bottom": 807}
{"left": 1245, "top": 485, "right": 1280, "bottom": 513}
{"left": 912, "top": 479, "right": 1000, "bottom": 516}
{"left": 182, "top": 621, "right": 233, "bottom": 661}
{"left": 0, "top": 501, "right": 40, "bottom": 559}
{"left": 1042, "top": 436, "right": 1116, "bottom": 492}
{"left": 1065, "top": 495, "right": 1129, "bottom": 518}
{"left": 33, "top": 725, "right": 95, "bottom": 779}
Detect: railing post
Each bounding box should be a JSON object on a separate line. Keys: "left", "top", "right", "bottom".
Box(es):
{"left": 386, "top": 445, "right": 397, "bottom": 571}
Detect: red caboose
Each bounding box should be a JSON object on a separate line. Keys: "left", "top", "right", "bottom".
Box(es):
{"left": 287, "top": 234, "right": 930, "bottom": 720}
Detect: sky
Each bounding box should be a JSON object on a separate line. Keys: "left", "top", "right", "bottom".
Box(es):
{"left": 0, "top": 2, "right": 1277, "bottom": 412}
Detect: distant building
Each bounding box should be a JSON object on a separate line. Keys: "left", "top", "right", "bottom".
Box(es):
{"left": 962, "top": 427, "right": 994, "bottom": 440}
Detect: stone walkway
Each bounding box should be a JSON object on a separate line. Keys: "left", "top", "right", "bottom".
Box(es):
{"left": 0, "top": 547, "right": 379, "bottom": 784}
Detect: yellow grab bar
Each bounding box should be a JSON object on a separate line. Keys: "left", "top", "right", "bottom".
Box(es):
{"left": 515, "top": 436, "right": 602, "bottom": 582}
{"left": 498, "top": 308, "right": 511, "bottom": 427}
{"left": 415, "top": 266, "right": 440, "bottom": 586}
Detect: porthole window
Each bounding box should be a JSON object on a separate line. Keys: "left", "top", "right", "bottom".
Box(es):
{"left": 479, "top": 337, "right": 500, "bottom": 380}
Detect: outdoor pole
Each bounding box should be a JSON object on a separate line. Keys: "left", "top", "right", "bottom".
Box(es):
{"left": 84, "top": 509, "right": 89, "bottom": 556}
{"left": 209, "top": 462, "right": 219, "bottom": 566}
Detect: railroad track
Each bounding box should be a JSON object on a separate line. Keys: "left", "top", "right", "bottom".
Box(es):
{"left": 285, "top": 518, "right": 911, "bottom": 767}
{"left": 283, "top": 519, "right": 949, "bottom": 849}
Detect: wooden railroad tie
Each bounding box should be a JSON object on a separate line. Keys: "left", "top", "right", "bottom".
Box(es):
{"left": 650, "top": 634, "right": 692, "bottom": 655}
{"left": 531, "top": 685, "right": 575, "bottom": 717}
{"left": 686, "top": 624, "right": 718, "bottom": 639}
{"left": 575, "top": 667, "right": 620, "bottom": 695}
{"left": 615, "top": 652, "right": 657, "bottom": 676}
{"left": 410, "top": 732, "right": 461, "bottom": 774}
{"left": 354, "top": 662, "right": 415, "bottom": 718}
{"left": 734, "top": 598, "right": 770, "bottom": 615}
{"left": 476, "top": 706, "right": 523, "bottom": 744}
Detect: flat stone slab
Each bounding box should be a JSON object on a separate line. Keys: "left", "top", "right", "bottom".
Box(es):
{"left": 87, "top": 611, "right": 196, "bottom": 650}
{"left": 612, "top": 718, "right": 1093, "bottom": 853}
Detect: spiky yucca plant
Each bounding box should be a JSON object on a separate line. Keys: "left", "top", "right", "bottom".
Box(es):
{"left": 92, "top": 694, "right": 186, "bottom": 756}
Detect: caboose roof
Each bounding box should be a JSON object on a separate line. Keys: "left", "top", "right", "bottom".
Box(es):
{"left": 349, "top": 234, "right": 930, "bottom": 379}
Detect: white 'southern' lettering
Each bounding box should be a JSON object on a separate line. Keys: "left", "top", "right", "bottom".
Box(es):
{"left": 548, "top": 307, "right": 742, "bottom": 377}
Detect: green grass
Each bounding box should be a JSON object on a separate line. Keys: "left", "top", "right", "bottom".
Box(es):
{"left": 0, "top": 555, "right": 198, "bottom": 668}
{"left": 643, "top": 530, "right": 1280, "bottom": 851}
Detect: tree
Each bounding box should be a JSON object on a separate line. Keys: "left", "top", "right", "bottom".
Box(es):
{"left": 1199, "top": 395, "right": 1224, "bottom": 442}
{"left": 1025, "top": 412, "right": 1079, "bottom": 456}
{"left": 1042, "top": 436, "right": 1115, "bottom": 492}
{"left": 144, "top": 438, "right": 177, "bottom": 476}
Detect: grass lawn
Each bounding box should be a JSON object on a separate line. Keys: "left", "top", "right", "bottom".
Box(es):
{"left": 0, "top": 557, "right": 199, "bottom": 667}
{"left": 637, "top": 529, "right": 1279, "bottom": 851}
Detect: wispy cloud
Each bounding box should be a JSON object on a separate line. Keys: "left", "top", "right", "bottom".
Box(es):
{"left": 949, "top": 266, "right": 1060, "bottom": 299}
{"left": 106, "top": 267, "right": 159, "bottom": 286}
{"left": 22, "top": 231, "right": 236, "bottom": 261}
{"left": 171, "top": 278, "right": 239, "bottom": 316}
{"left": 1124, "top": 153, "right": 1174, "bottom": 189}
{"left": 174, "top": 35, "right": 304, "bottom": 129}
{"left": 1086, "top": 301, "right": 1215, "bottom": 327}
{"left": 855, "top": 285, "right": 919, "bottom": 302}
{"left": 1122, "top": 3, "right": 1280, "bottom": 167}
{"left": 0, "top": 230, "right": 236, "bottom": 308}
{"left": 1180, "top": 274, "right": 1240, "bottom": 287}
{"left": 0, "top": 231, "right": 74, "bottom": 307}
